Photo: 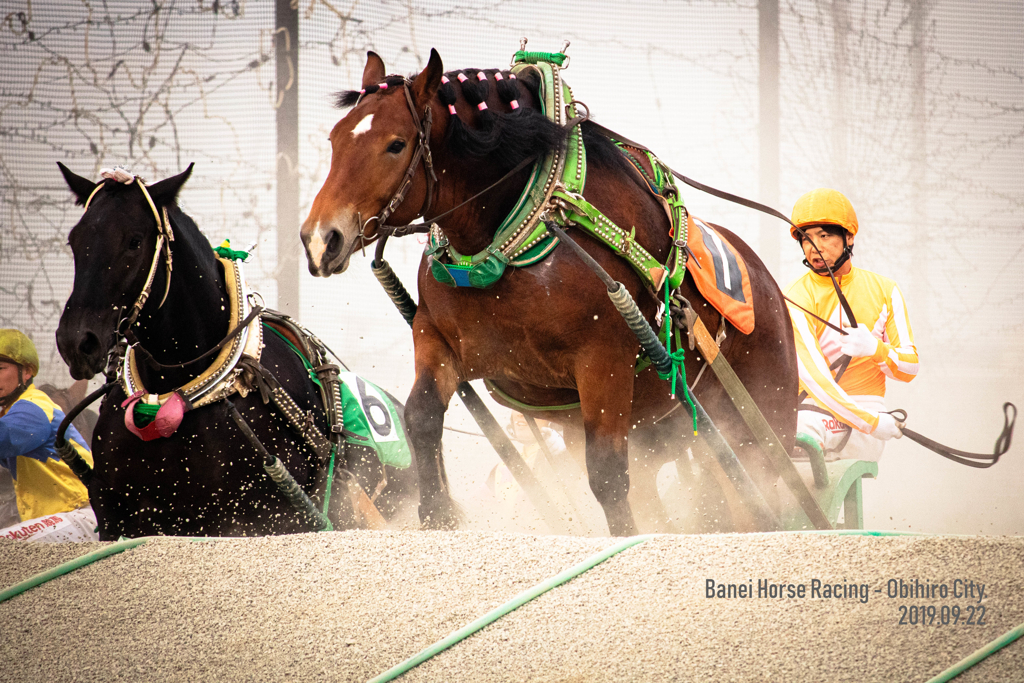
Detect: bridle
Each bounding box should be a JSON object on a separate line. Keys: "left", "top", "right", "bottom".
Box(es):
{"left": 358, "top": 80, "right": 438, "bottom": 251}
{"left": 83, "top": 171, "right": 175, "bottom": 336}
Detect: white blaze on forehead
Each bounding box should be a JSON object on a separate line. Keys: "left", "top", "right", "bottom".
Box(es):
{"left": 350, "top": 113, "right": 374, "bottom": 138}
{"left": 307, "top": 226, "right": 327, "bottom": 268}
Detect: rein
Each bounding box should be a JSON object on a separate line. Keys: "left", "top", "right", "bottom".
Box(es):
{"left": 783, "top": 295, "right": 846, "bottom": 335}
{"left": 125, "top": 305, "right": 264, "bottom": 372}
{"left": 889, "top": 405, "right": 1016, "bottom": 469}
{"left": 583, "top": 120, "right": 859, "bottom": 329}
{"left": 390, "top": 153, "right": 541, "bottom": 237}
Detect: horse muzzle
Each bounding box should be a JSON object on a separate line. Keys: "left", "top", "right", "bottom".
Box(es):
{"left": 56, "top": 305, "right": 119, "bottom": 380}
{"left": 301, "top": 220, "right": 357, "bottom": 277}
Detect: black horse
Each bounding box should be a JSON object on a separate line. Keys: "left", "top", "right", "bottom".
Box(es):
{"left": 55, "top": 163, "right": 416, "bottom": 539}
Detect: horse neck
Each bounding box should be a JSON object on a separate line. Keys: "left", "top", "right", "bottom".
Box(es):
{"left": 426, "top": 123, "right": 671, "bottom": 262}
{"left": 132, "top": 208, "right": 231, "bottom": 392}
{"left": 429, "top": 148, "right": 528, "bottom": 255}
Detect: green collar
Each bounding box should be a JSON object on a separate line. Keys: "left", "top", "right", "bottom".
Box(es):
{"left": 427, "top": 51, "right": 686, "bottom": 296}
{"left": 427, "top": 56, "right": 584, "bottom": 289}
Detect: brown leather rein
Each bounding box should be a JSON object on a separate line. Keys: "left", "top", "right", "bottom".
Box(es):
{"left": 359, "top": 80, "right": 438, "bottom": 250}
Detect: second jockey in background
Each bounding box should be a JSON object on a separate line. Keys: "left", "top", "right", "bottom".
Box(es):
{"left": 785, "top": 189, "right": 919, "bottom": 462}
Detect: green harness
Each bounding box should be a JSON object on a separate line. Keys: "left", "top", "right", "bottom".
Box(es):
{"left": 425, "top": 52, "right": 689, "bottom": 295}
{"left": 426, "top": 51, "right": 695, "bottom": 424}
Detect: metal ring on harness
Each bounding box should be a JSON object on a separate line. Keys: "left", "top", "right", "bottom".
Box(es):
{"left": 359, "top": 213, "right": 381, "bottom": 257}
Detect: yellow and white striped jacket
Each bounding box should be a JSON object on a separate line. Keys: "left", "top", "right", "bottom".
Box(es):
{"left": 786, "top": 267, "right": 919, "bottom": 434}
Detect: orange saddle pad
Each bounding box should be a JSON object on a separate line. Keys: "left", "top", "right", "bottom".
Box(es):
{"left": 685, "top": 215, "right": 755, "bottom": 335}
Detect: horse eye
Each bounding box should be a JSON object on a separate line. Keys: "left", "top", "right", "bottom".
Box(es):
{"left": 386, "top": 139, "right": 407, "bottom": 154}
{"left": 129, "top": 237, "right": 142, "bottom": 250}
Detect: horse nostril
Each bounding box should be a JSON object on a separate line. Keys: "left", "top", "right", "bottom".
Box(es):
{"left": 325, "top": 229, "right": 343, "bottom": 259}
{"left": 325, "top": 230, "right": 342, "bottom": 255}
{"left": 78, "top": 332, "right": 100, "bottom": 357}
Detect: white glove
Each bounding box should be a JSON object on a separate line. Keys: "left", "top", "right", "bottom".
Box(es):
{"left": 840, "top": 324, "right": 881, "bottom": 359}
{"left": 873, "top": 412, "right": 903, "bottom": 441}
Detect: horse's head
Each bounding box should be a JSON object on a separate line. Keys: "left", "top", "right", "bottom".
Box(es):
{"left": 302, "top": 50, "right": 444, "bottom": 277}
{"left": 55, "top": 163, "right": 194, "bottom": 379}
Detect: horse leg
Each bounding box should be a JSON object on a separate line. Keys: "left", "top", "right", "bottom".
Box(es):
{"left": 405, "top": 324, "right": 461, "bottom": 530}
{"left": 326, "top": 444, "right": 362, "bottom": 529}
{"left": 627, "top": 424, "right": 675, "bottom": 534}
{"left": 577, "top": 366, "right": 638, "bottom": 537}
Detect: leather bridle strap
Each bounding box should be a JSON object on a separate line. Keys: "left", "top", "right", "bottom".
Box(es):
{"left": 389, "top": 153, "right": 540, "bottom": 237}
{"left": 88, "top": 178, "right": 176, "bottom": 335}
{"left": 365, "top": 80, "right": 438, "bottom": 242}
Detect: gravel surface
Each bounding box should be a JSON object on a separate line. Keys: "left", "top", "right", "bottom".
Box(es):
{"left": 2, "top": 532, "right": 1023, "bottom": 682}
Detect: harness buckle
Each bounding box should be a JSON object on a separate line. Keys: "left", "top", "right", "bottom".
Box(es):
{"left": 669, "top": 295, "right": 699, "bottom": 351}
{"left": 552, "top": 182, "right": 584, "bottom": 204}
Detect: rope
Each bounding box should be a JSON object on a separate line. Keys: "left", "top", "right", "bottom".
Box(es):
{"left": 657, "top": 282, "right": 696, "bottom": 435}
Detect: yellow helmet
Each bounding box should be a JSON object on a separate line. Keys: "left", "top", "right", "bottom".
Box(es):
{"left": 790, "top": 188, "right": 858, "bottom": 240}
{"left": 0, "top": 329, "right": 39, "bottom": 375}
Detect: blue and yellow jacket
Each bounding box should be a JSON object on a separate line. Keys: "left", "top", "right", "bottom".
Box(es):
{"left": 0, "top": 384, "right": 92, "bottom": 520}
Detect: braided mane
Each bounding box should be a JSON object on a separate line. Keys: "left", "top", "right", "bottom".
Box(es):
{"left": 332, "top": 67, "right": 565, "bottom": 172}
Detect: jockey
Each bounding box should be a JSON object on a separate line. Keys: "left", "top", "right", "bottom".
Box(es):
{"left": 0, "top": 329, "right": 94, "bottom": 521}
{"left": 785, "top": 189, "right": 918, "bottom": 462}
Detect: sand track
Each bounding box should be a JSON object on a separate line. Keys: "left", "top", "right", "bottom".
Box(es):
{"left": 3, "top": 531, "right": 1023, "bottom": 682}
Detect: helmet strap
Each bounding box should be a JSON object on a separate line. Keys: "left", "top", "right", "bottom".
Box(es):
{"left": 802, "top": 241, "right": 853, "bottom": 275}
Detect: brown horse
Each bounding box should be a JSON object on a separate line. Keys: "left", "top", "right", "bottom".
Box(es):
{"left": 302, "top": 49, "right": 798, "bottom": 535}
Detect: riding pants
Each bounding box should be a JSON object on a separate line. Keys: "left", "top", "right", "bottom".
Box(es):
{"left": 797, "top": 394, "right": 887, "bottom": 462}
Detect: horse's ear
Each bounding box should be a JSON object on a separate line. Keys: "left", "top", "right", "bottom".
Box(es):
{"left": 362, "top": 51, "right": 386, "bottom": 88}
{"left": 410, "top": 48, "right": 443, "bottom": 110}
{"left": 147, "top": 163, "right": 194, "bottom": 206}
{"left": 57, "top": 162, "right": 97, "bottom": 207}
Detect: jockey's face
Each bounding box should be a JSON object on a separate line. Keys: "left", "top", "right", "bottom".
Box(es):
{"left": 800, "top": 225, "right": 854, "bottom": 275}
{"left": 0, "top": 360, "right": 30, "bottom": 402}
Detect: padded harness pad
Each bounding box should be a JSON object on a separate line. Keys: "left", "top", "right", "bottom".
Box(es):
{"left": 686, "top": 215, "right": 756, "bottom": 335}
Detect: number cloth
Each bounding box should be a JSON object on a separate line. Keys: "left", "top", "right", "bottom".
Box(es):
{"left": 337, "top": 372, "right": 412, "bottom": 469}
{"left": 787, "top": 267, "right": 919, "bottom": 437}
{"left": 686, "top": 216, "right": 756, "bottom": 335}
{"left": 0, "top": 385, "right": 92, "bottom": 521}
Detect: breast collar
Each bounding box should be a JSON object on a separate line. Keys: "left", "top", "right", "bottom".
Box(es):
{"left": 425, "top": 57, "right": 580, "bottom": 288}
{"left": 119, "top": 256, "right": 264, "bottom": 411}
